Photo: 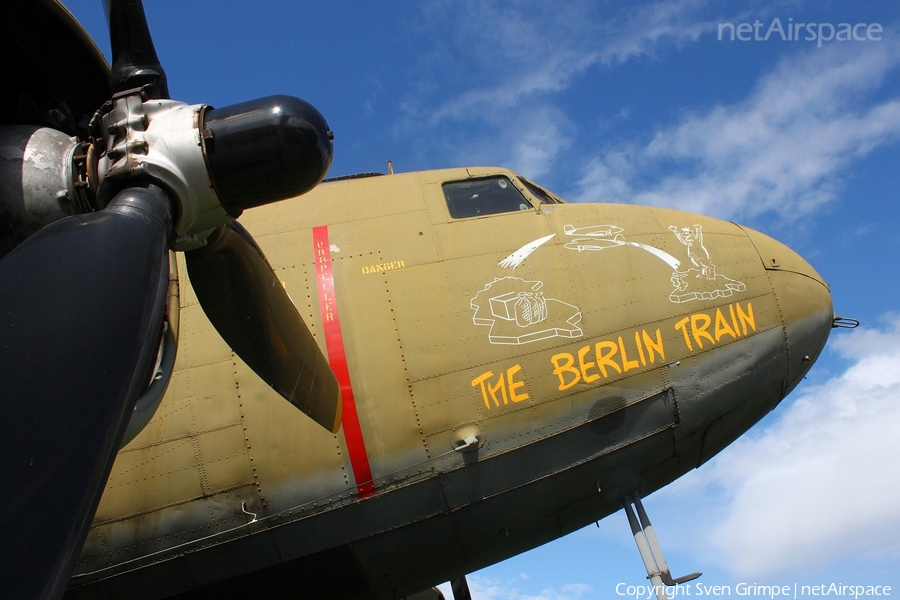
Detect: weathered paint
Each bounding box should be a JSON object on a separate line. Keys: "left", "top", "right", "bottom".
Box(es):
{"left": 68, "top": 167, "right": 833, "bottom": 600}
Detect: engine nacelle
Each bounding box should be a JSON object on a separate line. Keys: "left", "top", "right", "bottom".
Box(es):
{"left": 0, "top": 125, "right": 87, "bottom": 259}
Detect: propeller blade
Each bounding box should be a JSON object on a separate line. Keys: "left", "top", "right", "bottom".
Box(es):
{"left": 0, "top": 184, "right": 174, "bottom": 600}
{"left": 451, "top": 576, "right": 474, "bottom": 600}
{"left": 185, "top": 221, "right": 342, "bottom": 433}
{"left": 106, "top": 0, "right": 168, "bottom": 98}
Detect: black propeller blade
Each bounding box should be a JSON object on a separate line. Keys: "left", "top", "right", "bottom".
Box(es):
{"left": 451, "top": 576, "right": 474, "bottom": 600}
{"left": 106, "top": 0, "right": 168, "bottom": 97}
{"left": 0, "top": 2, "right": 338, "bottom": 597}
{"left": 186, "top": 221, "right": 342, "bottom": 433}
{"left": 0, "top": 184, "right": 174, "bottom": 600}
{"left": 100, "top": 0, "right": 339, "bottom": 425}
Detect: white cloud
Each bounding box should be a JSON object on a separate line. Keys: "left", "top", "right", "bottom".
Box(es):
{"left": 447, "top": 107, "right": 575, "bottom": 178}
{"left": 676, "top": 315, "right": 900, "bottom": 576}
{"left": 398, "top": 0, "right": 717, "bottom": 178}
{"left": 573, "top": 39, "right": 900, "bottom": 221}
{"left": 415, "top": 0, "right": 715, "bottom": 126}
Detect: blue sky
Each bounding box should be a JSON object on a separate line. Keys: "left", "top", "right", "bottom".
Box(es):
{"left": 62, "top": 1, "right": 900, "bottom": 598}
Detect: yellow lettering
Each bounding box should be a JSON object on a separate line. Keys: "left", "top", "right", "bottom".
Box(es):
{"left": 551, "top": 353, "right": 580, "bottom": 391}
{"left": 714, "top": 307, "right": 737, "bottom": 342}
{"left": 361, "top": 260, "right": 407, "bottom": 275}
{"left": 471, "top": 371, "right": 495, "bottom": 409}
{"left": 578, "top": 345, "right": 601, "bottom": 383}
{"left": 690, "top": 313, "right": 716, "bottom": 349}
{"left": 618, "top": 336, "right": 639, "bottom": 372}
{"left": 736, "top": 301, "right": 756, "bottom": 336}
{"left": 642, "top": 328, "right": 665, "bottom": 363}
{"left": 546, "top": 329, "right": 674, "bottom": 391}
{"left": 634, "top": 331, "right": 647, "bottom": 366}
{"left": 729, "top": 303, "right": 740, "bottom": 336}
{"left": 507, "top": 364, "right": 529, "bottom": 403}
{"left": 595, "top": 340, "right": 622, "bottom": 378}
{"left": 473, "top": 366, "right": 530, "bottom": 408}
{"left": 674, "top": 317, "right": 693, "bottom": 351}
{"left": 677, "top": 304, "right": 754, "bottom": 352}
{"left": 487, "top": 374, "right": 508, "bottom": 406}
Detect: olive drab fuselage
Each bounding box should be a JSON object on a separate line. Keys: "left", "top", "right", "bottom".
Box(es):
{"left": 67, "top": 167, "right": 833, "bottom": 600}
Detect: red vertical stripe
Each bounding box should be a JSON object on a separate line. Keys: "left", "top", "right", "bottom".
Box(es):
{"left": 313, "top": 225, "right": 375, "bottom": 498}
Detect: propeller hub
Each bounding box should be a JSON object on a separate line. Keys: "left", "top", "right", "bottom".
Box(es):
{"left": 95, "top": 95, "right": 223, "bottom": 249}
{"left": 93, "top": 92, "right": 333, "bottom": 251}
{"left": 202, "top": 95, "right": 334, "bottom": 213}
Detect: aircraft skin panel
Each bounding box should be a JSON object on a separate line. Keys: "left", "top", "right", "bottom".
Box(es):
{"left": 767, "top": 269, "right": 834, "bottom": 393}
{"left": 431, "top": 210, "right": 552, "bottom": 262}
{"left": 322, "top": 246, "right": 431, "bottom": 484}
{"left": 672, "top": 324, "right": 786, "bottom": 430}
{"left": 322, "top": 209, "right": 440, "bottom": 270}
{"left": 389, "top": 259, "right": 480, "bottom": 378}
{"left": 69, "top": 167, "right": 832, "bottom": 599}
{"left": 92, "top": 436, "right": 204, "bottom": 522}
{"left": 173, "top": 302, "right": 233, "bottom": 370}
{"left": 436, "top": 386, "right": 678, "bottom": 515}
{"left": 75, "top": 407, "right": 684, "bottom": 600}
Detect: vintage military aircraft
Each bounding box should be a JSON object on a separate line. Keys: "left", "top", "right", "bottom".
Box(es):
{"left": 1, "top": 2, "right": 838, "bottom": 600}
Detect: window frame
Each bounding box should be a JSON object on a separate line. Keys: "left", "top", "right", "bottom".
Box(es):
{"left": 442, "top": 175, "right": 536, "bottom": 220}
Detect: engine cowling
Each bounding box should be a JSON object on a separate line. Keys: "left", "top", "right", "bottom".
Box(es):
{"left": 0, "top": 125, "right": 86, "bottom": 259}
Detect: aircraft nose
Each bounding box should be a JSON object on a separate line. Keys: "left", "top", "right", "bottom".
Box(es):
{"left": 742, "top": 227, "right": 834, "bottom": 394}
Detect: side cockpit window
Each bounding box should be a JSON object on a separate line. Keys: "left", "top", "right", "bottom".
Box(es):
{"left": 518, "top": 177, "right": 563, "bottom": 205}
{"left": 443, "top": 176, "right": 531, "bottom": 219}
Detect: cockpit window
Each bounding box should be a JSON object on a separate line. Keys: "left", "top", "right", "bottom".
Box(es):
{"left": 518, "top": 177, "right": 563, "bottom": 205}
{"left": 443, "top": 176, "right": 532, "bottom": 219}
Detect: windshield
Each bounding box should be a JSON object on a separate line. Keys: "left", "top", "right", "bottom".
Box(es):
{"left": 443, "top": 176, "right": 532, "bottom": 219}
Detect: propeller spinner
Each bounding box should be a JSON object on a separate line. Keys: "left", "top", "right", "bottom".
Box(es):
{"left": 0, "top": 1, "right": 338, "bottom": 598}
